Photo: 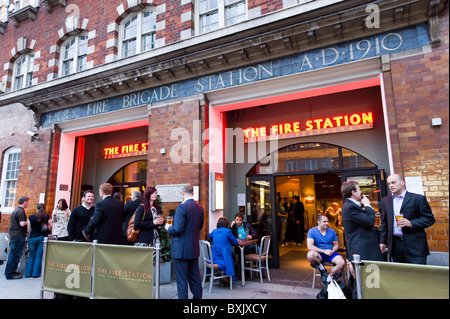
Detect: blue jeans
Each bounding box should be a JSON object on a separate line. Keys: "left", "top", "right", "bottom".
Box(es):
{"left": 5, "top": 236, "right": 26, "bottom": 279}
{"left": 25, "top": 235, "right": 45, "bottom": 277}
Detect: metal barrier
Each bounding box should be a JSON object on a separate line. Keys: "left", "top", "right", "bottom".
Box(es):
{"left": 353, "top": 254, "right": 449, "bottom": 299}
{"left": 40, "top": 238, "right": 161, "bottom": 299}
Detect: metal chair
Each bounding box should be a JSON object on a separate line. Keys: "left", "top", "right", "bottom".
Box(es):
{"left": 244, "top": 235, "right": 271, "bottom": 284}
{"left": 199, "top": 240, "right": 233, "bottom": 293}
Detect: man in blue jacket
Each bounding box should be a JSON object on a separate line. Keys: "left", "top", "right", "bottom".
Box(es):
{"left": 166, "top": 185, "right": 204, "bottom": 299}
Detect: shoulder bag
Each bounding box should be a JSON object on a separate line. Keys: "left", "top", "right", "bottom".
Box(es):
{"left": 127, "top": 204, "right": 144, "bottom": 242}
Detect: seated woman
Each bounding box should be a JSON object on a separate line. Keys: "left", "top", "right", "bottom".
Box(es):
{"left": 208, "top": 217, "right": 239, "bottom": 284}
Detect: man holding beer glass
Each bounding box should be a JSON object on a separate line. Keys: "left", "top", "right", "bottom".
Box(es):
{"left": 380, "top": 174, "right": 435, "bottom": 264}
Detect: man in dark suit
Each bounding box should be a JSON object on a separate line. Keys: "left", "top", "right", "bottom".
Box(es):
{"left": 83, "top": 183, "right": 123, "bottom": 244}
{"left": 341, "top": 180, "right": 383, "bottom": 262}
{"left": 380, "top": 174, "right": 435, "bottom": 264}
{"left": 165, "top": 185, "right": 204, "bottom": 299}
{"left": 122, "top": 190, "right": 142, "bottom": 245}
{"left": 293, "top": 196, "right": 305, "bottom": 245}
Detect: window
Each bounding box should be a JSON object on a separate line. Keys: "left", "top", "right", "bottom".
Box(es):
{"left": 0, "top": 0, "right": 8, "bottom": 22}
{"left": 60, "top": 34, "right": 88, "bottom": 76}
{"left": 13, "top": 53, "right": 34, "bottom": 90}
{"left": 121, "top": 9, "right": 156, "bottom": 58}
{"left": 10, "top": 0, "right": 31, "bottom": 11}
{"left": 199, "top": 0, "right": 246, "bottom": 34}
{"left": 248, "top": 143, "right": 376, "bottom": 175}
{"left": 1, "top": 147, "right": 21, "bottom": 211}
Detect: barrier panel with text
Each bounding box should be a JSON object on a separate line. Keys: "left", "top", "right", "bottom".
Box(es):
{"left": 358, "top": 260, "right": 449, "bottom": 299}
{"left": 42, "top": 241, "right": 93, "bottom": 298}
{"left": 93, "top": 244, "right": 154, "bottom": 299}
{"left": 41, "top": 239, "right": 156, "bottom": 299}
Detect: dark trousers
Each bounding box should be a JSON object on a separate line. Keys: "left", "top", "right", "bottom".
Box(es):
{"left": 173, "top": 258, "right": 202, "bottom": 299}
{"left": 5, "top": 236, "right": 25, "bottom": 279}
{"left": 392, "top": 237, "right": 427, "bottom": 264}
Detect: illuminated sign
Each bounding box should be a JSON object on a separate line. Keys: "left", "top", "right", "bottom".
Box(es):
{"left": 244, "top": 112, "right": 374, "bottom": 143}
{"left": 104, "top": 142, "right": 149, "bottom": 159}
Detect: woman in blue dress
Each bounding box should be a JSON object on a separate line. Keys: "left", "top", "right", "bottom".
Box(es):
{"left": 208, "top": 217, "right": 238, "bottom": 284}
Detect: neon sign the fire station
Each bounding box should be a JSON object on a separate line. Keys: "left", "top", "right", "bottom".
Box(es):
{"left": 104, "top": 142, "right": 149, "bottom": 159}
{"left": 243, "top": 112, "right": 374, "bottom": 143}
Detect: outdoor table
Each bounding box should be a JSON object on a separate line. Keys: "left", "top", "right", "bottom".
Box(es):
{"left": 237, "top": 238, "right": 259, "bottom": 286}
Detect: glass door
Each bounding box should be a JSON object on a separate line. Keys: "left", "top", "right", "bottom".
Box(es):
{"left": 246, "top": 175, "right": 279, "bottom": 268}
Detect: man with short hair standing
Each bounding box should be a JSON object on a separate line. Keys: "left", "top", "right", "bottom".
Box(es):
{"left": 5, "top": 196, "right": 29, "bottom": 279}
{"left": 341, "top": 180, "right": 383, "bottom": 262}
{"left": 83, "top": 183, "right": 123, "bottom": 244}
{"left": 165, "top": 185, "right": 204, "bottom": 299}
{"left": 380, "top": 174, "right": 435, "bottom": 264}
{"left": 68, "top": 190, "right": 95, "bottom": 242}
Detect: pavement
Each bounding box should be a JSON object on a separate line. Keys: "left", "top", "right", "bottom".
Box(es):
{"left": 0, "top": 243, "right": 325, "bottom": 300}
{"left": 0, "top": 264, "right": 320, "bottom": 300}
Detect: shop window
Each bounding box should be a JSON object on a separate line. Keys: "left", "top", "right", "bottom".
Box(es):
{"left": 198, "top": 0, "right": 247, "bottom": 34}
{"left": 1, "top": 147, "right": 21, "bottom": 212}
{"left": 120, "top": 8, "right": 156, "bottom": 58}
{"left": 12, "top": 52, "right": 34, "bottom": 90}
{"left": 60, "top": 33, "right": 88, "bottom": 76}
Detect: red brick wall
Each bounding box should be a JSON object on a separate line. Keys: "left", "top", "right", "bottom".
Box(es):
{"left": 248, "top": 0, "right": 284, "bottom": 15}
{"left": 383, "top": 6, "right": 449, "bottom": 252}
{"left": 0, "top": 104, "right": 57, "bottom": 233}
{"left": 147, "top": 98, "right": 209, "bottom": 238}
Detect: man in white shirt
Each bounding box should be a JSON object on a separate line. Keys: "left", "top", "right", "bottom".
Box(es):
{"left": 380, "top": 174, "right": 435, "bottom": 264}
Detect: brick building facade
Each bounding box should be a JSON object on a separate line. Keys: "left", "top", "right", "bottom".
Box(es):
{"left": 0, "top": 0, "right": 448, "bottom": 264}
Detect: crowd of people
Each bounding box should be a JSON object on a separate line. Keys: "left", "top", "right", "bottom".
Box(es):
{"left": 305, "top": 174, "right": 435, "bottom": 297}
{"left": 3, "top": 174, "right": 437, "bottom": 300}
{"left": 3, "top": 183, "right": 168, "bottom": 280}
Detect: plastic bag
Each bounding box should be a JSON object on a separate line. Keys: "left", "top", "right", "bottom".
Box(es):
{"left": 328, "top": 280, "right": 346, "bottom": 299}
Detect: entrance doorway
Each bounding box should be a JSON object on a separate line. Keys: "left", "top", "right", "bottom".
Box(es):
{"left": 246, "top": 142, "right": 387, "bottom": 275}
{"left": 107, "top": 160, "right": 147, "bottom": 203}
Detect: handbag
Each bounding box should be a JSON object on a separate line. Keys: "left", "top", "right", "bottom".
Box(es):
{"left": 327, "top": 280, "right": 346, "bottom": 299}
{"left": 127, "top": 204, "right": 144, "bottom": 242}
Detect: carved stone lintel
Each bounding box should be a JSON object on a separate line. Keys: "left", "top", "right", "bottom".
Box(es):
{"left": 428, "top": 0, "right": 441, "bottom": 47}
{"left": 9, "top": 5, "right": 38, "bottom": 28}
{"left": 0, "top": 21, "right": 6, "bottom": 34}
{"left": 43, "top": 0, "right": 67, "bottom": 13}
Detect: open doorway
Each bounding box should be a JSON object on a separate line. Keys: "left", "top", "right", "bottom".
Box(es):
{"left": 246, "top": 142, "right": 387, "bottom": 287}
{"left": 273, "top": 173, "right": 343, "bottom": 287}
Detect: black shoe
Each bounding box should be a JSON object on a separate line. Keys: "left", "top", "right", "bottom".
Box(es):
{"left": 7, "top": 274, "right": 23, "bottom": 280}
{"left": 332, "top": 272, "right": 343, "bottom": 281}
{"left": 311, "top": 263, "right": 328, "bottom": 283}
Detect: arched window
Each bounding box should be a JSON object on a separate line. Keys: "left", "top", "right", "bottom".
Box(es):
{"left": 60, "top": 33, "right": 89, "bottom": 76}
{"left": 107, "top": 160, "right": 147, "bottom": 203}
{"left": 1, "top": 147, "right": 21, "bottom": 212}
{"left": 120, "top": 8, "right": 156, "bottom": 58}
{"left": 12, "top": 52, "right": 34, "bottom": 90}
{"left": 248, "top": 142, "right": 376, "bottom": 175}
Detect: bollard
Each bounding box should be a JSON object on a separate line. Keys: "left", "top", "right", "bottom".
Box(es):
{"left": 90, "top": 240, "right": 98, "bottom": 299}
{"left": 154, "top": 243, "right": 160, "bottom": 299}
{"left": 353, "top": 254, "right": 363, "bottom": 299}
{"left": 40, "top": 237, "right": 48, "bottom": 299}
